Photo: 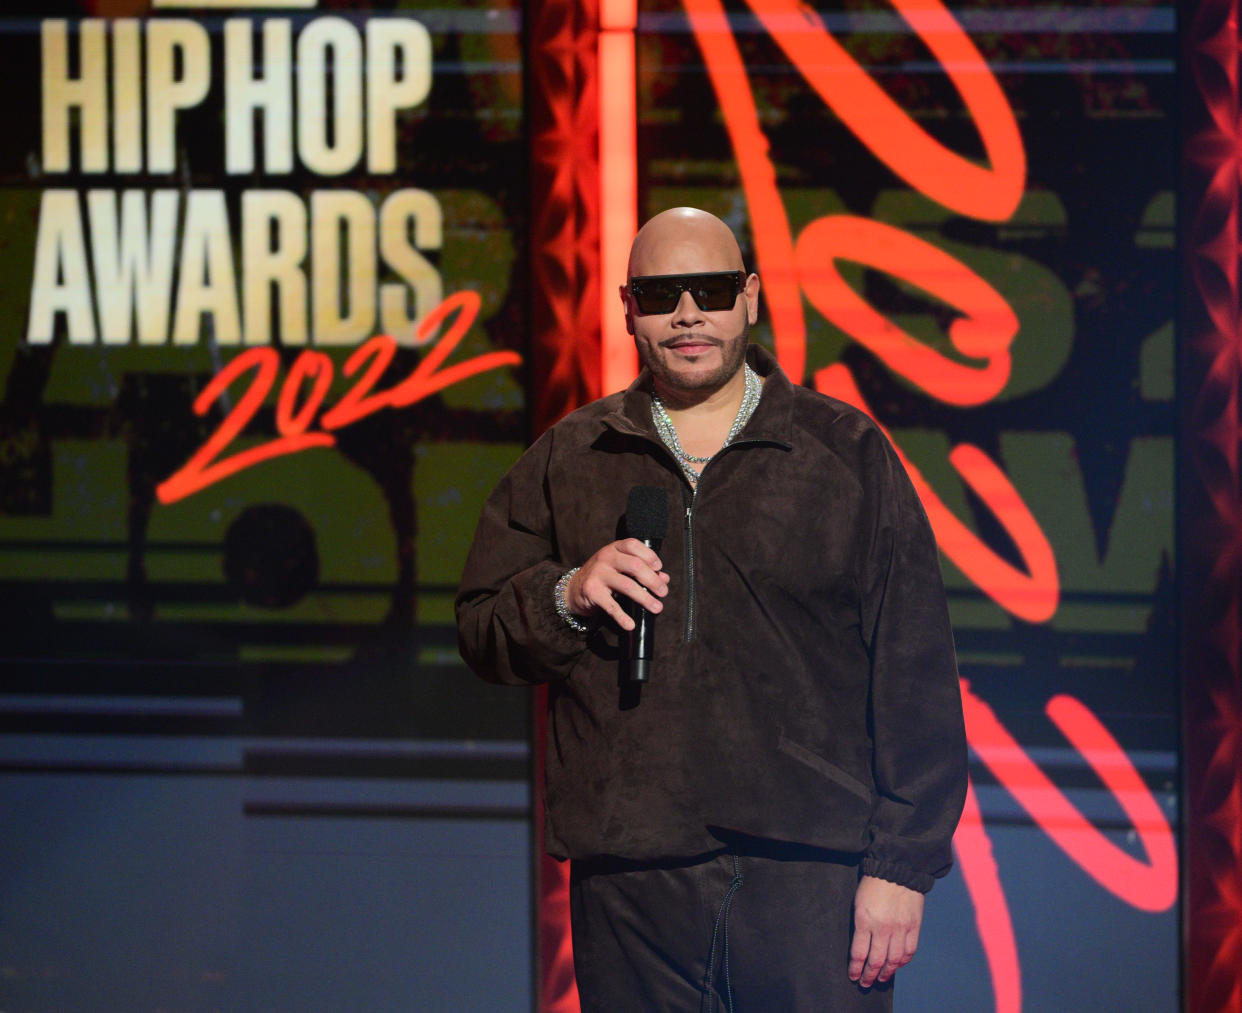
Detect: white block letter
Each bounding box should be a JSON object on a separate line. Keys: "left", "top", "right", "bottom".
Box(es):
{"left": 112, "top": 20, "right": 143, "bottom": 173}
{"left": 225, "top": 19, "right": 293, "bottom": 175}
{"left": 88, "top": 189, "right": 179, "bottom": 345}
{"left": 172, "top": 191, "right": 242, "bottom": 345}
{"left": 297, "top": 18, "right": 363, "bottom": 176}
{"left": 146, "top": 20, "right": 210, "bottom": 174}
{"left": 242, "top": 190, "right": 308, "bottom": 345}
{"left": 311, "top": 191, "right": 375, "bottom": 344}
{"left": 366, "top": 20, "right": 431, "bottom": 174}
{"left": 27, "top": 190, "right": 96, "bottom": 344}
{"left": 379, "top": 189, "right": 442, "bottom": 345}
{"left": 42, "top": 20, "right": 108, "bottom": 173}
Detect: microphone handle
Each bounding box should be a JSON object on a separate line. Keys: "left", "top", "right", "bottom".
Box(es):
{"left": 629, "top": 537, "right": 659, "bottom": 683}
{"left": 631, "top": 612, "right": 654, "bottom": 683}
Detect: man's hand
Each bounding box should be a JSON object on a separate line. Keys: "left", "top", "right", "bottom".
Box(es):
{"left": 566, "top": 539, "right": 670, "bottom": 631}
{"left": 848, "top": 875, "right": 925, "bottom": 988}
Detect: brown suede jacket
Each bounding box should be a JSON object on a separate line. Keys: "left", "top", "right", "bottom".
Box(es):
{"left": 456, "top": 346, "right": 967, "bottom": 892}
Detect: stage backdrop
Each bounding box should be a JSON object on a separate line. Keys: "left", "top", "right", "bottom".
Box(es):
{"left": 674, "top": 4, "right": 1180, "bottom": 1010}
{"left": 536, "top": 1, "right": 1180, "bottom": 1010}
{"left": 0, "top": 2, "right": 535, "bottom": 1009}
{"left": 1, "top": 0, "right": 1180, "bottom": 1011}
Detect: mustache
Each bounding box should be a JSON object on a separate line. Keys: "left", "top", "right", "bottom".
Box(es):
{"left": 660, "top": 336, "right": 722, "bottom": 349}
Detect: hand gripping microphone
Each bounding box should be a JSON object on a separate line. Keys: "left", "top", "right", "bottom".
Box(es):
{"left": 625, "top": 486, "right": 668, "bottom": 683}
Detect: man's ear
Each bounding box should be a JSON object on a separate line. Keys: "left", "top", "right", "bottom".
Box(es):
{"left": 744, "top": 273, "right": 761, "bottom": 326}
{"left": 620, "top": 283, "right": 635, "bottom": 335}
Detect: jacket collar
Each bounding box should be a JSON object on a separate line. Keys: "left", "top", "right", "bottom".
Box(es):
{"left": 602, "top": 344, "right": 795, "bottom": 450}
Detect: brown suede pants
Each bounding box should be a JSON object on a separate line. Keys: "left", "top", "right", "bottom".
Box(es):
{"left": 569, "top": 842, "right": 896, "bottom": 1013}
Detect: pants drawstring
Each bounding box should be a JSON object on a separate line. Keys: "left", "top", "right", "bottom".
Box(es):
{"left": 702, "top": 854, "right": 744, "bottom": 1013}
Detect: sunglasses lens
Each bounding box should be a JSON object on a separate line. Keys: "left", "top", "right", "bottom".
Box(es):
{"left": 634, "top": 279, "right": 683, "bottom": 315}
{"left": 691, "top": 276, "right": 740, "bottom": 310}
{"left": 630, "top": 273, "right": 742, "bottom": 314}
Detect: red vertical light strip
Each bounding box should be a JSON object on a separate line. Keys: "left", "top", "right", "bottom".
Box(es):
{"left": 1184, "top": 0, "right": 1242, "bottom": 1009}
{"left": 529, "top": 0, "right": 603, "bottom": 436}
{"left": 599, "top": 0, "right": 639, "bottom": 394}
{"left": 528, "top": 0, "right": 600, "bottom": 1008}
{"left": 527, "top": 0, "right": 628, "bottom": 1003}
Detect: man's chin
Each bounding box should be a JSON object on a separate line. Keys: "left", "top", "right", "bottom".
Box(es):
{"left": 652, "top": 365, "right": 734, "bottom": 395}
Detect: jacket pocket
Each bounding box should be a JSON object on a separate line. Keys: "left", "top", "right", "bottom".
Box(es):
{"left": 777, "top": 734, "right": 872, "bottom": 803}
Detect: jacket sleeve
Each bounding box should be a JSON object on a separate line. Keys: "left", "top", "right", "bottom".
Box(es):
{"left": 455, "top": 428, "right": 590, "bottom": 685}
{"left": 856, "top": 426, "right": 968, "bottom": 893}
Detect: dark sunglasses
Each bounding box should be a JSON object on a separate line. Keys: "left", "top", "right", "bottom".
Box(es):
{"left": 627, "top": 271, "right": 747, "bottom": 315}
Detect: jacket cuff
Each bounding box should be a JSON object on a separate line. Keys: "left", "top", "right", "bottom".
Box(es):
{"left": 860, "top": 856, "right": 935, "bottom": 894}
{"left": 553, "top": 567, "right": 591, "bottom": 633}
{"left": 526, "top": 564, "right": 593, "bottom": 649}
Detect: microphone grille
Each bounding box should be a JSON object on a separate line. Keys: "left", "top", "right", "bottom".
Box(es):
{"left": 626, "top": 486, "right": 668, "bottom": 541}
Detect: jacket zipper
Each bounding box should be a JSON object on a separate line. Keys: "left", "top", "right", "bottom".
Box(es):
{"left": 684, "top": 494, "right": 697, "bottom": 642}
{"left": 656, "top": 436, "right": 765, "bottom": 645}
{"left": 679, "top": 437, "right": 769, "bottom": 644}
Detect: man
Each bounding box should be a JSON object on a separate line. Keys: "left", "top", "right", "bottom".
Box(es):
{"left": 456, "top": 207, "right": 967, "bottom": 1011}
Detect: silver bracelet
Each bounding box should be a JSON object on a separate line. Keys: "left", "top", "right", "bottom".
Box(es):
{"left": 554, "top": 567, "right": 590, "bottom": 633}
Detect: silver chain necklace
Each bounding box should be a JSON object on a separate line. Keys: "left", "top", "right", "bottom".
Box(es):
{"left": 650, "top": 363, "right": 762, "bottom": 485}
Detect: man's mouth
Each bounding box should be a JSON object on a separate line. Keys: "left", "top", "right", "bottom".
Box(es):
{"left": 664, "top": 340, "right": 718, "bottom": 354}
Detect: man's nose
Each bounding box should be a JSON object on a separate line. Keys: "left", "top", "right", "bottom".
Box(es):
{"left": 671, "top": 288, "right": 704, "bottom": 322}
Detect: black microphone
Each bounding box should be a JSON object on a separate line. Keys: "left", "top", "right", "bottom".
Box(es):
{"left": 625, "top": 485, "right": 668, "bottom": 683}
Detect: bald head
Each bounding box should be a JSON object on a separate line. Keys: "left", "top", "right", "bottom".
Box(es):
{"left": 627, "top": 207, "right": 746, "bottom": 279}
